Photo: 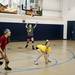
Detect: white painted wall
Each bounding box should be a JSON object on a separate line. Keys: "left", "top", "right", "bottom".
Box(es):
{"left": 43, "top": 0, "right": 62, "bottom": 17}
{"left": 62, "top": 0, "right": 75, "bottom": 39}
{"left": 0, "top": 13, "right": 63, "bottom": 24}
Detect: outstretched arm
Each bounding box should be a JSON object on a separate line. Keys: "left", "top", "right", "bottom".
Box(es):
{"left": 25, "top": 23, "right": 28, "bottom": 28}
{"left": 33, "top": 23, "right": 37, "bottom": 29}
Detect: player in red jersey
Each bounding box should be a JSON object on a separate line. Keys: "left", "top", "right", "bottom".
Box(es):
{"left": 0, "top": 29, "right": 12, "bottom": 70}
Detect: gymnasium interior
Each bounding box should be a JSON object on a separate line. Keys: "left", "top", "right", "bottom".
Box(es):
{"left": 0, "top": 0, "right": 75, "bottom": 75}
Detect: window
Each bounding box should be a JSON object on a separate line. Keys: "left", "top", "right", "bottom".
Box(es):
{"left": 0, "top": 0, "right": 42, "bottom": 16}
{"left": 0, "top": 0, "right": 8, "bottom": 5}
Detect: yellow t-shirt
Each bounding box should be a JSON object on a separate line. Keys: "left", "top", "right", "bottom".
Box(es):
{"left": 36, "top": 44, "right": 52, "bottom": 53}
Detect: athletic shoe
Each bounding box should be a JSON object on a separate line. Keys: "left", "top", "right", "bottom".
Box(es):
{"left": 4, "top": 66, "right": 12, "bottom": 70}
{"left": 34, "top": 61, "right": 38, "bottom": 65}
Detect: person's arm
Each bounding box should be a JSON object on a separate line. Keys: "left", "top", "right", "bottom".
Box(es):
{"left": 0, "top": 47, "right": 5, "bottom": 58}
{"left": 0, "top": 38, "right": 7, "bottom": 59}
{"left": 33, "top": 23, "right": 37, "bottom": 29}
{"left": 25, "top": 23, "right": 28, "bottom": 28}
{"left": 0, "top": 47, "right": 9, "bottom": 62}
{"left": 0, "top": 37, "right": 6, "bottom": 59}
{"left": 45, "top": 40, "right": 49, "bottom": 45}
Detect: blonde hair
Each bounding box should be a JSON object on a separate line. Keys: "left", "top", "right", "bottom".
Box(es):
{"left": 4, "top": 29, "right": 11, "bottom": 34}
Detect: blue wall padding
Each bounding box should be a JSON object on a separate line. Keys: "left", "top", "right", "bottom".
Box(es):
{"left": 0, "top": 22, "right": 63, "bottom": 41}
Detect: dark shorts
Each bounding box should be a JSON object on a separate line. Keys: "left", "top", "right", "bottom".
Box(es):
{"left": 27, "top": 36, "right": 33, "bottom": 39}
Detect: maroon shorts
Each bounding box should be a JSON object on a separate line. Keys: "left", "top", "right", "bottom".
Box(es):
{"left": 27, "top": 36, "right": 34, "bottom": 41}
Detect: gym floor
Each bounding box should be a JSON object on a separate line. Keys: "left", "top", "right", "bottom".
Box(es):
{"left": 0, "top": 40, "right": 75, "bottom": 75}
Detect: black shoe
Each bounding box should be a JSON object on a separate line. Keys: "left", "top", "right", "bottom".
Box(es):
{"left": 0, "top": 61, "right": 3, "bottom": 65}
{"left": 4, "top": 66, "right": 12, "bottom": 70}
{"left": 32, "top": 46, "right": 35, "bottom": 50}
{"left": 25, "top": 45, "right": 28, "bottom": 48}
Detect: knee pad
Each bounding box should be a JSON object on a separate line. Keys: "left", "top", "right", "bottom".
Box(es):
{"left": 32, "top": 41, "right": 34, "bottom": 43}
{"left": 6, "top": 61, "right": 9, "bottom": 64}
{"left": 27, "top": 41, "right": 29, "bottom": 43}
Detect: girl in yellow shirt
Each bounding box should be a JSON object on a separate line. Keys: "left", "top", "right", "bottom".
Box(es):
{"left": 34, "top": 40, "right": 52, "bottom": 65}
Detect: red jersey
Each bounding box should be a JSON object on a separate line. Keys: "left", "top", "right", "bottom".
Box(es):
{"left": 0, "top": 35, "right": 9, "bottom": 50}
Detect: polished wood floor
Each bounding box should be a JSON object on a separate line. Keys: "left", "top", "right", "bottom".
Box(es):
{"left": 0, "top": 40, "right": 75, "bottom": 75}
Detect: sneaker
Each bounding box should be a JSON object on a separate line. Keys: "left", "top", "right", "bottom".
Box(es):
{"left": 0, "top": 61, "right": 3, "bottom": 65}
{"left": 34, "top": 61, "right": 38, "bottom": 65}
{"left": 4, "top": 66, "right": 12, "bottom": 70}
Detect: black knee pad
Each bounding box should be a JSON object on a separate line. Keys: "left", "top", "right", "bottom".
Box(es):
{"left": 32, "top": 41, "right": 34, "bottom": 43}
{"left": 6, "top": 61, "right": 9, "bottom": 64}
{"left": 27, "top": 41, "right": 29, "bottom": 43}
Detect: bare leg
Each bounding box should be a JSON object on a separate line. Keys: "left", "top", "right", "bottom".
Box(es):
{"left": 44, "top": 53, "right": 49, "bottom": 64}
{"left": 0, "top": 57, "right": 3, "bottom": 60}
{"left": 4, "top": 51, "right": 9, "bottom": 68}
{"left": 34, "top": 50, "right": 43, "bottom": 65}
{"left": 31, "top": 37, "right": 35, "bottom": 50}
{"left": 25, "top": 39, "right": 29, "bottom": 48}
{"left": 0, "top": 50, "right": 12, "bottom": 70}
{"left": 46, "top": 53, "right": 51, "bottom": 62}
